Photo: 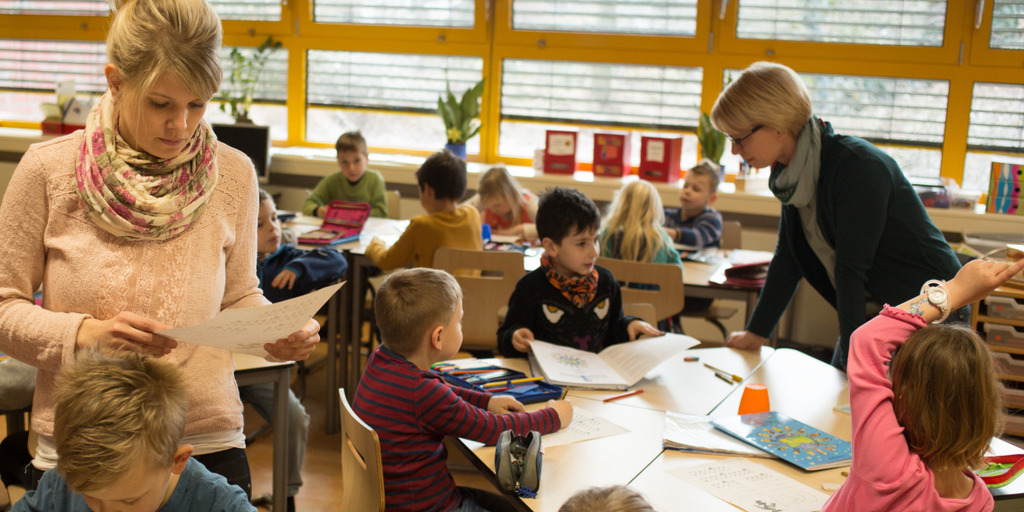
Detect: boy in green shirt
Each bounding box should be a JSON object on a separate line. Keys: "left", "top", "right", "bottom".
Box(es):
{"left": 302, "top": 130, "right": 388, "bottom": 218}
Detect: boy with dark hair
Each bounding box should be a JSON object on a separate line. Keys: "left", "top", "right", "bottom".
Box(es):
{"left": 366, "top": 149, "right": 482, "bottom": 269}
{"left": 353, "top": 268, "right": 572, "bottom": 512}
{"left": 302, "top": 130, "right": 388, "bottom": 218}
{"left": 497, "top": 187, "right": 661, "bottom": 357}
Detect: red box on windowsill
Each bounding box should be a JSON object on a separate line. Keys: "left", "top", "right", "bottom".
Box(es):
{"left": 61, "top": 124, "right": 85, "bottom": 134}
{"left": 544, "top": 130, "right": 577, "bottom": 175}
{"left": 593, "top": 133, "right": 631, "bottom": 177}
{"left": 638, "top": 136, "right": 682, "bottom": 183}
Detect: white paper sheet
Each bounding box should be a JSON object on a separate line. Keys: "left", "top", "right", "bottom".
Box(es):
{"left": 663, "top": 412, "right": 773, "bottom": 458}
{"left": 158, "top": 282, "right": 343, "bottom": 357}
{"left": 541, "top": 406, "right": 628, "bottom": 448}
{"left": 671, "top": 458, "right": 828, "bottom": 512}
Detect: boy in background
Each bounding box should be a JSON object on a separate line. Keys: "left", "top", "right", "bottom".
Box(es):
{"left": 13, "top": 351, "right": 255, "bottom": 512}
{"left": 497, "top": 187, "right": 661, "bottom": 357}
{"left": 353, "top": 268, "right": 572, "bottom": 512}
{"left": 366, "top": 150, "right": 482, "bottom": 269}
{"left": 302, "top": 130, "right": 388, "bottom": 218}
{"left": 664, "top": 159, "right": 723, "bottom": 249}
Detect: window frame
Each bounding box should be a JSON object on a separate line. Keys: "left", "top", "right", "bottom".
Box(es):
{"left": 969, "top": 0, "right": 1024, "bottom": 66}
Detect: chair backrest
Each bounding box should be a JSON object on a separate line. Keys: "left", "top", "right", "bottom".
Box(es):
{"left": 623, "top": 303, "right": 658, "bottom": 325}
{"left": 596, "top": 257, "right": 684, "bottom": 321}
{"left": 720, "top": 220, "right": 742, "bottom": 250}
{"left": 339, "top": 389, "right": 385, "bottom": 512}
{"left": 433, "top": 247, "right": 525, "bottom": 352}
{"left": 386, "top": 190, "right": 402, "bottom": 219}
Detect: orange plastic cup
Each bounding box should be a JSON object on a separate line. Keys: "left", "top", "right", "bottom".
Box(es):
{"left": 737, "top": 383, "right": 770, "bottom": 415}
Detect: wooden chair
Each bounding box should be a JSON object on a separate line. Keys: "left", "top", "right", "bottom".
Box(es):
{"left": 339, "top": 389, "right": 384, "bottom": 512}
{"left": 678, "top": 220, "right": 742, "bottom": 340}
{"left": 720, "top": 220, "right": 742, "bottom": 250}
{"left": 623, "top": 303, "right": 658, "bottom": 325}
{"left": 433, "top": 247, "right": 525, "bottom": 354}
{"left": 596, "top": 257, "right": 684, "bottom": 323}
{"left": 385, "top": 189, "right": 401, "bottom": 219}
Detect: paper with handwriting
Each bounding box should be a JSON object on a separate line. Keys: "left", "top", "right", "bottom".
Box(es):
{"left": 671, "top": 458, "right": 828, "bottom": 512}
{"left": 158, "top": 282, "right": 343, "bottom": 357}
{"left": 541, "top": 406, "right": 627, "bottom": 448}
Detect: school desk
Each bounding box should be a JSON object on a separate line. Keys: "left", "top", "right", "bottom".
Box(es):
{"left": 233, "top": 353, "right": 293, "bottom": 512}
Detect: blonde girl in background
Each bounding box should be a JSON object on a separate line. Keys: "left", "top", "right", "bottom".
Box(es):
{"left": 465, "top": 166, "right": 539, "bottom": 239}
{"left": 599, "top": 180, "right": 683, "bottom": 267}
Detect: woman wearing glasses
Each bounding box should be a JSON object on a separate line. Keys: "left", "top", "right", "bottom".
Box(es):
{"left": 711, "top": 62, "right": 962, "bottom": 370}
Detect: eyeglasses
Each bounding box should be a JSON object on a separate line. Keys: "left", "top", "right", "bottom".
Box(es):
{"left": 728, "top": 125, "right": 763, "bottom": 150}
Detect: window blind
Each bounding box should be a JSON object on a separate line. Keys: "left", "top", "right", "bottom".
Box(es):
{"left": 501, "top": 59, "right": 702, "bottom": 130}
{"left": 512, "top": 0, "right": 697, "bottom": 36}
{"left": 0, "top": 0, "right": 107, "bottom": 16}
{"left": 209, "top": 0, "right": 279, "bottom": 21}
{"left": 312, "top": 0, "right": 474, "bottom": 27}
{"left": 967, "top": 82, "right": 1024, "bottom": 151}
{"left": 307, "top": 50, "right": 483, "bottom": 111}
{"left": 991, "top": 0, "right": 1024, "bottom": 50}
{"left": 736, "top": 0, "right": 946, "bottom": 46}
{"left": 0, "top": 39, "right": 107, "bottom": 93}
{"left": 218, "top": 46, "right": 289, "bottom": 103}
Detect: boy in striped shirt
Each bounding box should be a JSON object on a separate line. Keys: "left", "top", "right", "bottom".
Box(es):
{"left": 353, "top": 268, "right": 573, "bottom": 512}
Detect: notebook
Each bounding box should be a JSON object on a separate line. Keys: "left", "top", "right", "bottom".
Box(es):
{"left": 527, "top": 334, "right": 699, "bottom": 390}
{"left": 663, "top": 412, "right": 776, "bottom": 458}
{"left": 296, "top": 201, "right": 370, "bottom": 245}
{"left": 711, "top": 411, "right": 852, "bottom": 471}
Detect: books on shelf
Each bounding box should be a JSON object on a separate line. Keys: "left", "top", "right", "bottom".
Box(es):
{"left": 711, "top": 411, "right": 852, "bottom": 471}
{"left": 527, "top": 333, "right": 699, "bottom": 390}
{"left": 663, "top": 412, "right": 775, "bottom": 458}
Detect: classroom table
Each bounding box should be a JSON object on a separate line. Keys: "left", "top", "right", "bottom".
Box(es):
{"left": 233, "top": 354, "right": 293, "bottom": 512}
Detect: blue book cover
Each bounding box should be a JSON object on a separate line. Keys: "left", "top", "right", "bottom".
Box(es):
{"left": 711, "top": 411, "right": 851, "bottom": 471}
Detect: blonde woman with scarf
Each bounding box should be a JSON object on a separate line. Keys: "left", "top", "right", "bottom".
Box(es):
{"left": 712, "top": 62, "right": 961, "bottom": 370}
{"left": 0, "top": 0, "right": 319, "bottom": 497}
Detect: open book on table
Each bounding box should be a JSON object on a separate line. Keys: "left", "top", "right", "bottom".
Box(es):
{"left": 527, "top": 333, "right": 699, "bottom": 390}
{"left": 664, "top": 412, "right": 775, "bottom": 458}
{"left": 711, "top": 411, "right": 852, "bottom": 471}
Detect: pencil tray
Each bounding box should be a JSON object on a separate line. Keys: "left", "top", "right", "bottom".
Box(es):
{"left": 434, "top": 368, "right": 565, "bottom": 404}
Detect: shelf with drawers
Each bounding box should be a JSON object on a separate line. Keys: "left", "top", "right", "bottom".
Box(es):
{"left": 972, "top": 285, "right": 1024, "bottom": 435}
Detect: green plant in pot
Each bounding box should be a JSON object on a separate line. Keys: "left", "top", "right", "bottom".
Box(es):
{"left": 437, "top": 78, "right": 485, "bottom": 159}
{"left": 217, "top": 36, "right": 282, "bottom": 124}
{"left": 696, "top": 112, "right": 726, "bottom": 165}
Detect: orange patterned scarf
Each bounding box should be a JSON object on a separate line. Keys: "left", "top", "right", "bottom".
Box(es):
{"left": 541, "top": 252, "right": 598, "bottom": 309}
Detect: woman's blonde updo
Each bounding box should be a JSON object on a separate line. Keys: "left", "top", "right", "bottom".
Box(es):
{"left": 711, "top": 61, "right": 812, "bottom": 138}
{"left": 107, "top": 0, "right": 222, "bottom": 102}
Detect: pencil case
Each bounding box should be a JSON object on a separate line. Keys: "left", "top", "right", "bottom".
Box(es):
{"left": 433, "top": 367, "right": 566, "bottom": 404}
{"left": 976, "top": 454, "right": 1024, "bottom": 488}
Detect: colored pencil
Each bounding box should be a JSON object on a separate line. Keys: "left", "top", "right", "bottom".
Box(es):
{"left": 482, "top": 377, "right": 544, "bottom": 387}
{"left": 603, "top": 389, "right": 644, "bottom": 403}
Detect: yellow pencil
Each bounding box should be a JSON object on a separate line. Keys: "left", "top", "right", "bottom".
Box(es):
{"left": 483, "top": 377, "right": 545, "bottom": 387}
{"left": 703, "top": 362, "right": 743, "bottom": 382}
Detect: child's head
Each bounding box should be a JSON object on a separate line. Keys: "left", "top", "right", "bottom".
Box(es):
{"left": 335, "top": 130, "right": 369, "bottom": 182}
{"left": 374, "top": 268, "right": 464, "bottom": 360}
{"left": 602, "top": 180, "right": 665, "bottom": 263}
{"left": 890, "top": 324, "right": 1003, "bottom": 470}
{"left": 477, "top": 166, "right": 526, "bottom": 223}
{"left": 257, "top": 189, "right": 282, "bottom": 256}
{"left": 558, "top": 485, "right": 656, "bottom": 512}
{"left": 416, "top": 150, "right": 468, "bottom": 206}
{"left": 54, "top": 350, "right": 191, "bottom": 512}
{"left": 537, "top": 187, "right": 601, "bottom": 278}
{"left": 681, "top": 159, "right": 720, "bottom": 213}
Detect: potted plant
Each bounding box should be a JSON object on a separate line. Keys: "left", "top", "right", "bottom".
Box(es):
{"left": 696, "top": 112, "right": 725, "bottom": 165}
{"left": 437, "top": 78, "right": 485, "bottom": 159}
{"left": 217, "top": 35, "right": 282, "bottom": 124}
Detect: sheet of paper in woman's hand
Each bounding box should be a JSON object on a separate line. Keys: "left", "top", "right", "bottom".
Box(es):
{"left": 158, "top": 282, "right": 344, "bottom": 356}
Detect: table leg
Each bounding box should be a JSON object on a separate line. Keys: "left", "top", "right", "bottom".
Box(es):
{"left": 346, "top": 255, "right": 366, "bottom": 403}
{"left": 325, "top": 291, "right": 339, "bottom": 435}
{"left": 272, "top": 365, "right": 289, "bottom": 512}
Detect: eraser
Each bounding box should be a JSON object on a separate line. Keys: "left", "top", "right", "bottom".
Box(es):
{"left": 684, "top": 356, "right": 699, "bottom": 362}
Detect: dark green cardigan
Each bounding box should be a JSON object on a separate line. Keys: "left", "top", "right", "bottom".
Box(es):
{"left": 746, "top": 120, "right": 960, "bottom": 369}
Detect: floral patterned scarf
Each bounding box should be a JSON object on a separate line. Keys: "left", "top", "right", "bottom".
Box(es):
{"left": 75, "top": 91, "right": 218, "bottom": 240}
{"left": 541, "top": 252, "right": 598, "bottom": 309}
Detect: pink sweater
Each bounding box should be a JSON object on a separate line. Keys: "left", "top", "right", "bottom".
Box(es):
{"left": 0, "top": 132, "right": 268, "bottom": 438}
{"left": 823, "top": 307, "right": 993, "bottom": 512}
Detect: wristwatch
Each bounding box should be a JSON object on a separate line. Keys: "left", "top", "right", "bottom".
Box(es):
{"left": 921, "top": 279, "right": 951, "bottom": 324}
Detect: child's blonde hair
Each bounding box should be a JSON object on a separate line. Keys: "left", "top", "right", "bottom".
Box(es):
{"left": 687, "top": 159, "right": 722, "bottom": 194}
{"left": 54, "top": 350, "right": 188, "bottom": 493}
{"left": 890, "top": 324, "right": 1003, "bottom": 470}
{"left": 374, "top": 268, "right": 463, "bottom": 355}
{"left": 601, "top": 180, "right": 666, "bottom": 263}
{"left": 559, "top": 485, "right": 656, "bottom": 512}
{"left": 711, "top": 61, "right": 812, "bottom": 138}
{"left": 108, "top": 0, "right": 223, "bottom": 106}
{"left": 477, "top": 166, "right": 529, "bottom": 226}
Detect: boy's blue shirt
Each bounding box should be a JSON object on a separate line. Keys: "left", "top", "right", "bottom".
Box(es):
{"left": 12, "top": 458, "right": 256, "bottom": 512}
{"left": 663, "top": 206, "right": 723, "bottom": 248}
{"left": 258, "top": 244, "right": 348, "bottom": 303}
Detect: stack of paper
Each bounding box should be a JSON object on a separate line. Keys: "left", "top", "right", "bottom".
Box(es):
{"left": 528, "top": 334, "right": 699, "bottom": 390}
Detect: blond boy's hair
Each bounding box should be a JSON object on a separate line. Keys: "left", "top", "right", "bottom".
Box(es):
{"left": 558, "top": 485, "right": 656, "bottom": 512}
{"left": 336, "top": 130, "right": 368, "bottom": 156}
{"left": 477, "top": 166, "right": 529, "bottom": 226}
{"left": 601, "top": 180, "right": 665, "bottom": 263}
{"left": 710, "top": 61, "right": 812, "bottom": 138}
{"left": 54, "top": 350, "right": 188, "bottom": 493}
{"left": 891, "top": 324, "right": 1003, "bottom": 470}
{"left": 108, "top": 0, "right": 222, "bottom": 108}
{"left": 374, "top": 268, "right": 462, "bottom": 355}
{"left": 687, "top": 159, "right": 722, "bottom": 194}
